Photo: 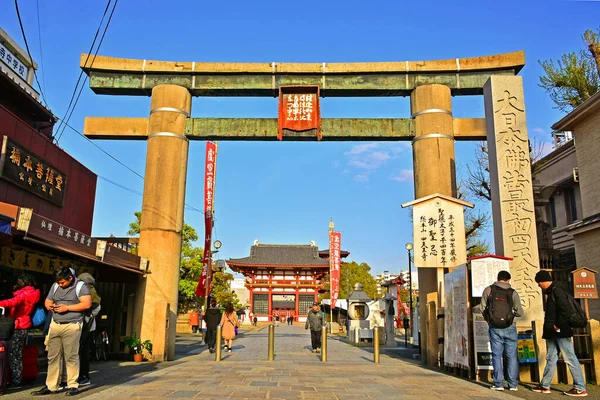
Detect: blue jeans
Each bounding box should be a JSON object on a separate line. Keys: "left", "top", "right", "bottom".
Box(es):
{"left": 489, "top": 325, "right": 519, "bottom": 388}
{"left": 540, "top": 337, "right": 586, "bottom": 391}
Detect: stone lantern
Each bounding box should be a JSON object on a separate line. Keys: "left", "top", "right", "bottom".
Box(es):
{"left": 348, "top": 283, "right": 371, "bottom": 330}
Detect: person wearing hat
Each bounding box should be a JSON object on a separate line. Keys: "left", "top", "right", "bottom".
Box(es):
{"left": 531, "top": 270, "right": 587, "bottom": 397}
{"left": 304, "top": 302, "right": 324, "bottom": 353}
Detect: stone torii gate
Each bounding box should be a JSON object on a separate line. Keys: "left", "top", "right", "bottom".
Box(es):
{"left": 81, "top": 51, "right": 542, "bottom": 365}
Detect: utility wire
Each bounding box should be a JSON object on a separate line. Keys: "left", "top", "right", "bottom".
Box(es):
{"left": 61, "top": 119, "right": 144, "bottom": 180}
{"left": 35, "top": 0, "right": 47, "bottom": 103}
{"left": 55, "top": 0, "right": 116, "bottom": 144}
{"left": 14, "top": 0, "right": 48, "bottom": 107}
{"left": 61, "top": 119, "right": 203, "bottom": 214}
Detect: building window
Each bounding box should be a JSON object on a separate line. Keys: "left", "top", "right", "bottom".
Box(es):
{"left": 565, "top": 187, "right": 578, "bottom": 223}
{"left": 299, "top": 295, "right": 314, "bottom": 315}
{"left": 253, "top": 294, "right": 268, "bottom": 314}
{"left": 549, "top": 197, "right": 557, "bottom": 228}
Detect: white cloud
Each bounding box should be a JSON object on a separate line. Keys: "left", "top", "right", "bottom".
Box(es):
{"left": 354, "top": 173, "right": 370, "bottom": 182}
{"left": 344, "top": 143, "right": 379, "bottom": 155}
{"left": 531, "top": 127, "right": 546, "bottom": 136}
{"left": 392, "top": 169, "right": 413, "bottom": 182}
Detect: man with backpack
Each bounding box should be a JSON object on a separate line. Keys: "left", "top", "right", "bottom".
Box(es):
{"left": 32, "top": 267, "right": 91, "bottom": 397}
{"left": 532, "top": 270, "right": 587, "bottom": 397}
{"left": 481, "top": 270, "right": 523, "bottom": 391}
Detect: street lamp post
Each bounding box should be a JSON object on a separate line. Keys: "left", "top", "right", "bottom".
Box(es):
{"left": 405, "top": 242, "right": 413, "bottom": 344}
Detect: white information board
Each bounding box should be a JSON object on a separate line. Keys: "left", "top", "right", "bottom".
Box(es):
{"left": 470, "top": 256, "right": 510, "bottom": 297}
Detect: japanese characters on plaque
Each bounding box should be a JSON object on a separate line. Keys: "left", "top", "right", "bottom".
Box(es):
{"left": 408, "top": 196, "right": 470, "bottom": 269}
{"left": 485, "top": 76, "right": 541, "bottom": 313}
{"left": 28, "top": 213, "right": 95, "bottom": 256}
{"left": 278, "top": 86, "right": 321, "bottom": 140}
{"left": 0, "top": 42, "right": 29, "bottom": 81}
{"left": 572, "top": 268, "right": 598, "bottom": 299}
{"left": 329, "top": 231, "right": 341, "bottom": 309}
{"left": 0, "top": 136, "right": 67, "bottom": 207}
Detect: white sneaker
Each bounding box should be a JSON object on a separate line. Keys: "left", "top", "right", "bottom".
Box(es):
{"left": 490, "top": 386, "right": 504, "bottom": 391}
{"left": 509, "top": 387, "right": 518, "bottom": 391}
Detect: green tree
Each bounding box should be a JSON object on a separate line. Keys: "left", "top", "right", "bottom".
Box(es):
{"left": 320, "top": 261, "right": 378, "bottom": 301}
{"left": 210, "top": 269, "right": 242, "bottom": 310}
{"left": 539, "top": 28, "right": 600, "bottom": 112}
{"left": 128, "top": 212, "right": 240, "bottom": 312}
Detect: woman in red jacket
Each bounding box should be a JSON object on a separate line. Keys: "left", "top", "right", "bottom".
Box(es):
{"left": 0, "top": 275, "right": 40, "bottom": 387}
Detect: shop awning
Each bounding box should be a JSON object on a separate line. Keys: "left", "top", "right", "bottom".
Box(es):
{"left": 10, "top": 207, "right": 146, "bottom": 279}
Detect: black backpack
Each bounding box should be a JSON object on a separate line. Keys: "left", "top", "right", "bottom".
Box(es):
{"left": 484, "top": 285, "right": 516, "bottom": 328}
{"left": 552, "top": 290, "right": 588, "bottom": 329}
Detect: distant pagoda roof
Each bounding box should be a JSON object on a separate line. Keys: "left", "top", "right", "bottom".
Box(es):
{"left": 227, "top": 243, "right": 330, "bottom": 269}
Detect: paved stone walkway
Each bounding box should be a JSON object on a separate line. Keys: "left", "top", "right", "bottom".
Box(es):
{"left": 83, "top": 324, "right": 517, "bottom": 400}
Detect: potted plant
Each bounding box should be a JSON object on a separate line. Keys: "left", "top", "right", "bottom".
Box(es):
{"left": 124, "top": 333, "right": 153, "bottom": 362}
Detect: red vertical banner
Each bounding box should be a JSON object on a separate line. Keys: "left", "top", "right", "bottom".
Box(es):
{"left": 329, "top": 231, "right": 341, "bottom": 309}
{"left": 195, "top": 142, "right": 217, "bottom": 297}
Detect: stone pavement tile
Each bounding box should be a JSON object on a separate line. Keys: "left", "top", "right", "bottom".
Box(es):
{"left": 333, "top": 395, "right": 372, "bottom": 400}
{"left": 167, "top": 390, "right": 201, "bottom": 398}
{"left": 250, "top": 381, "right": 279, "bottom": 386}
{"left": 299, "top": 392, "right": 338, "bottom": 400}
{"left": 288, "top": 385, "right": 314, "bottom": 391}
{"left": 129, "top": 390, "right": 175, "bottom": 397}
{"left": 313, "top": 386, "right": 348, "bottom": 393}
{"left": 197, "top": 387, "right": 235, "bottom": 397}
{"left": 229, "top": 390, "right": 268, "bottom": 398}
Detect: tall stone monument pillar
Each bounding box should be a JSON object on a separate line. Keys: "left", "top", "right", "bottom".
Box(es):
{"left": 484, "top": 76, "right": 542, "bottom": 321}
{"left": 134, "top": 84, "right": 191, "bottom": 361}
{"left": 410, "top": 84, "right": 456, "bottom": 365}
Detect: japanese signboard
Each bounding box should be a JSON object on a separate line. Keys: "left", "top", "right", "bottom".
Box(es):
{"left": 0, "top": 42, "right": 29, "bottom": 81}
{"left": 402, "top": 194, "right": 472, "bottom": 269}
{"left": 27, "top": 213, "right": 96, "bottom": 257}
{"left": 517, "top": 333, "right": 537, "bottom": 363}
{"left": 444, "top": 265, "right": 469, "bottom": 369}
{"left": 0, "top": 136, "right": 67, "bottom": 207}
{"left": 572, "top": 267, "right": 598, "bottom": 299}
{"left": 0, "top": 246, "right": 94, "bottom": 276}
{"left": 470, "top": 255, "right": 511, "bottom": 297}
{"left": 329, "top": 231, "right": 341, "bottom": 309}
{"left": 484, "top": 76, "right": 541, "bottom": 314}
{"left": 472, "top": 308, "right": 493, "bottom": 370}
{"left": 278, "top": 86, "right": 321, "bottom": 140}
{"left": 196, "top": 141, "right": 217, "bottom": 297}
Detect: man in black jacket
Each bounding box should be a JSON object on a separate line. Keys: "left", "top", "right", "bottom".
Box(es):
{"left": 532, "top": 270, "right": 587, "bottom": 397}
{"left": 305, "top": 302, "right": 324, "bottom": 353}
{"left": 203, "top": 299, "right": 222, "bottom": 354}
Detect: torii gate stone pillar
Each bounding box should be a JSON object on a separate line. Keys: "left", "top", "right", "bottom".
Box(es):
{"left": 410, "top": 84, "right": 456, "bottom": 365}
{"left": 134, "top": 84, "right": 191, "bottom": 361}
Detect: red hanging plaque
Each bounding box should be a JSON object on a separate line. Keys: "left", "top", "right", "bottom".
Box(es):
{"left": 278, "top": 86, "right": 321, "bottom": 140}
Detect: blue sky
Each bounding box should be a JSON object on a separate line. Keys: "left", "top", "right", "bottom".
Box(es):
{"left": 1, "top": 0, "right": 598, "bottom": 276}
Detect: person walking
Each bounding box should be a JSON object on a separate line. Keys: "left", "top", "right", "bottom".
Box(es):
{"left": 532, "top": 270, "right": 588, "bottom": 397}
{"left": 252, "top": 316, "right": 257, "bottom": 327}
{"left": 76, "top": 273, "right": 101, "bottom": 387}
{"left": 203, "top": 299, "right": 221, "bottom": 353}
{"left": 481, "top": 270, "right": 523, "bottom": 391}
{"left": 32, "top": 267, "right": 91, "bottom": 397}
{"left": 219, "top": 303, "right": 239, "bottom": 353}
{"left": 0, "top": 275, "right": 40, "bottom": 389}
{"left": 305, "top": 302, "right": 324, "bottom": 353}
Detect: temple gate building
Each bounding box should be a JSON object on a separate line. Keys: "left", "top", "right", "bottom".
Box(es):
{"left": 227, "top": 241, "right": 348, "bottom": 323}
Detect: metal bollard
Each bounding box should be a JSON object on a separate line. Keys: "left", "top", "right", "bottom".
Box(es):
{"left": 321, "top": 325, "right": 327, "bottom": 362}
{"left": 373, "top": 325, "right": 380, "bottom": 363}
{"left": 215, "top": 325, "right": 222, "bottom": 362}
{"left": 268, "top": 324, "right": 275, "bottom": 361}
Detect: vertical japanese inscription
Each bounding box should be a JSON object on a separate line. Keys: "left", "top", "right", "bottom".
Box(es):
{"left": 411, "top": 197, "right": 469, "bottom": 269}
{"left": 484, "top": 76, "right": 541, "bottom": 317}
